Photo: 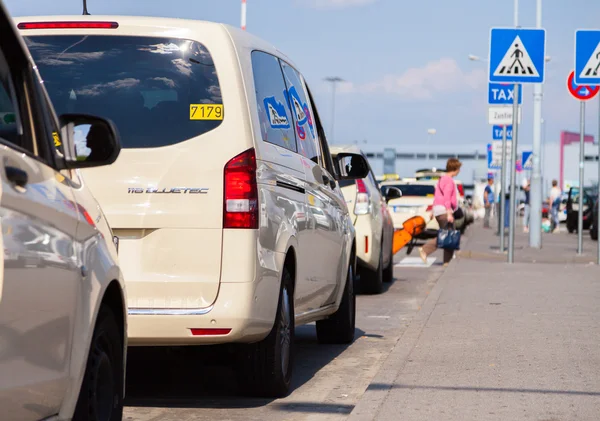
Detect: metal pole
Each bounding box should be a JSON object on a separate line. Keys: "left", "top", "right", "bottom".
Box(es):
{"left": 499, "top": 126, "right": 507, "bottom": 251}
{"left": 508, "top": 84, "right": 520, "bottom": 263}
{"left": 241, "top": 0, "right": 247, "bottom": 30}
{"left": 507, "top": 0, "right": 519, "bottom": 263}
{"left": 82, "top": 0, "right": 90, "bottom": 15}
{"left": 529, "top": 0, "right": 543, "bottom": 249}
{"left": 330, "top": 81, "right": 337, "bottom": 144}
{"left": 578, "top": 101, "right": 585, "bottom": 255}
{"left": 597, "top": 97, "right": 600, "bottom": 264}
{"left": 541, "top": 118, "right": 546, "bottom": 197}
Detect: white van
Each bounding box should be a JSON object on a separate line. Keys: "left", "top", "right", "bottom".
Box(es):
{"left": 18, "top": 15, "right": 371, "bottom": 397}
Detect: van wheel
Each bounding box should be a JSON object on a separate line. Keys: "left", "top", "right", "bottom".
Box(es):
{"left": 383, "top": 244, "right": 394, "bottom": 283}
{"left": 316, "top": 262, "right": 356, "bottom": 344}
{"left": 73, "top": 305, "right": 123, "bottom": 421}
{"left": 361, "top": 249, "right": 383, "bottom": 294}
{"left": 237, "top": 267, "right": 294, "bottom": 398}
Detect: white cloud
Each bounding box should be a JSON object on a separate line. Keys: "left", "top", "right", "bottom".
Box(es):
{"left": 334, "top": 58, "right": 486, "bottom": 100}
{"left": 75, "top": 78, "right": 140, "bottom": 97}
{"left": 298, "top": 0, "right": 377, "bottom": 9}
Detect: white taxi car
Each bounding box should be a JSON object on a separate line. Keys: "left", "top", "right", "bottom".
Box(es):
{"left": 380, "top": 179, "right": 439, "bottom": 237}
{"left": 331, "top": 145, "right": 395, "bottom": 294}
{"left": 1, "top": 4, "right": 127, "bottom": 420}
{"left": 18, "top": 15, "right": 371, "bottom": 397}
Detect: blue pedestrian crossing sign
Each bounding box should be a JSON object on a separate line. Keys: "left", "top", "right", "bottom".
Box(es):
{"left": 492, "top": 125, "right": 512, "bottom": 140}
{"left": 522, "top": 151, "right": 533, "bottom": 170}
{"left": 489, "top": 28, "right": 546, "bottom": 84}
{"left": 575, "top": 30, "right": 600, "bottom": 86}
{"left": 488, "top": 83, "right": 522, "bottom": 105}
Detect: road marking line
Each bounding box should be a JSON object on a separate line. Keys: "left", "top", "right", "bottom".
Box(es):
{"left": 395, "top": 257, "right": 437, "bottom": 267}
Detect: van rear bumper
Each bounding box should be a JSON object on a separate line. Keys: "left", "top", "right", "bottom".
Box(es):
{"left": 127, "top": 280, "right": 279, "bottom": 346}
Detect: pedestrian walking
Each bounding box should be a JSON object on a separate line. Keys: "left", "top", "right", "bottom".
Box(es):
{"left": 522, "top": 178, "right": 531, "bottom": 233}
{"left": 483, "top": 175, "right": 495, "bottom": 228}
{"left": 419, "top": 158, "right": 462, "bottom": 266}
{"left": 548, "top": 179, "right": 562, "bottom": 233}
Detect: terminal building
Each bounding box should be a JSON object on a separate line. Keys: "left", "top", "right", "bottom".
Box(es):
{"left": 356, "top": 131, "right": 600, "bottom": 196}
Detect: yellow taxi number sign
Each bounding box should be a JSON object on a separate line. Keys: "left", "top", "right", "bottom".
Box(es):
{"left": 52, "top": 131, "right": 61, "bottom": 147}
{"left": 190, "top": 104, "right": 224, "bottom": 121}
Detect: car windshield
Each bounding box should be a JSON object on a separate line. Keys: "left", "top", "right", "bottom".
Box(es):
{"left": 25, "top": 35, "right": 223, "bottom": 149}
{"left": 384, "top": 184, "right": 435, "bottom": 197}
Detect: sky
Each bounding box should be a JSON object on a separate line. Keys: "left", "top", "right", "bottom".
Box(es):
{"left": 6, "top": 0, "right": 600, "bottom": 156}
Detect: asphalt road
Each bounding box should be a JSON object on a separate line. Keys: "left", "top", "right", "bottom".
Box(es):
{"left": 123, "top": 253, "right": 445, "bottom": 421}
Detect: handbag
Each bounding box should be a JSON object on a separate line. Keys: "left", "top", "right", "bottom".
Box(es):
{"left": 453, "top": 207, "right": 464, "bottom": 220}
{"left": 437, "top": 223, "right": 461, "bottom": 250}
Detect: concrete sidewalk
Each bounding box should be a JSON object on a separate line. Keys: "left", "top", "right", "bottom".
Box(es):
{"left": 349, "top": 228, "right": 600, "bottom": 421}
{"left": 457, "top": 220, "right": 600, "bottom": 264}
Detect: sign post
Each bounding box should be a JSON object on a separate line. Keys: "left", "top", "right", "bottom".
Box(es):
{"left": 500, "top": 126, "right": 507, "bottom": 250}
{"left": 489, "top": 27, "right": 547, "bottom": 263}
{"left": 579, "top": 102, "right": 585, "bottom": 255}
{"left": 567, "top": 69, "right": 599, "bottom": 255}
{"left": 574, "top": 29, "right": 600, "bottom": 263}
{"left": 487, "top": 83, "right": 520, "bottom": 250}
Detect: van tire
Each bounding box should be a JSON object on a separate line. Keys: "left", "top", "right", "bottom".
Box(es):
{"left": 237, "top": 267, "right": 294, "bottom": 398}
{"left": 361, "top": 249, "right": 383, "bottom": 294}
{"left": 316, "top": 262, "right": 356, "bottom": 344}
{"left": 73, "top": 305, "right": 124, "bottom": 421}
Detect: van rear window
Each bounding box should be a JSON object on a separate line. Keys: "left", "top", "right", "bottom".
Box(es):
{"left": 25, "top": 35, "right": 223, "bottom": 148}
{"left": 384, "top": 184, "right": 435, "bottom": 197}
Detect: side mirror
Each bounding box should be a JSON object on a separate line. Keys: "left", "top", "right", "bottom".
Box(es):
{"left": 333, "top": 152, "right": 370, "bottom": 180}
{"left": 385, "top": 186, "right": 402, "bottom": 202}
{"left": 59, "top": 114, "right": 121, "bottom": 170}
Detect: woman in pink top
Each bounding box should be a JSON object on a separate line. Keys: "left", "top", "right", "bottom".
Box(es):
{"left": 419, "top": 158, "right": 462, "bottom": 266}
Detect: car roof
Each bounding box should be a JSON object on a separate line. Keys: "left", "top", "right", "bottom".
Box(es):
{"left": 380, "top": 179, "right": 437, "bottom": 186}
{"left": 329, "top": 144, "right": 363, "bottom": 155}
{"left": 13, "top": 15, "right": 300, "bottom": 69}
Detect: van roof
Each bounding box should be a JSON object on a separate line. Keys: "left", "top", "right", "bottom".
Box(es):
{"left": 14, "top": 15, "right": 299, "bottom": 69}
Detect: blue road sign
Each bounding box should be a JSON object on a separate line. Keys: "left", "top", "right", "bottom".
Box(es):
{"left": 488, "top": 83, "right": 522, "bottom": 105}
{"left": 522, "top": 151, "right": 533, "bottom": 170}
{"left": 487, "top": 144, "right": 497, "bottom": 170}
{"left": 489, "top": 28, "right": 546, "bottom": 84}
{"left": 492, "top": 125, "right": 513, "bottom": 140}
{"left": 575, "top": 30, "right": 600, "bottom": 85}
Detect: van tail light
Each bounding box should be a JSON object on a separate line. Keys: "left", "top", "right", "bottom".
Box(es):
{"left": 224, "top": 148, "right": 258, "bottom": 229}
{"left": 354, "top": 179, "right": 370, "bottom": 215}
{"left": 457, "top": 184, "right": 465, "bottom": 197}
{"left": 17, "top": 21, "right": 119, "bottom": 30}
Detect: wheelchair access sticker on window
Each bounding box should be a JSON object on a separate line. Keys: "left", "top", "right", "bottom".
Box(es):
{"left": 189, "top": 104, "right": 224, "bottom": 121}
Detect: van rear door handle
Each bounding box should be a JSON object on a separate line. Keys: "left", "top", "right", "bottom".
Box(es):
{"left": 5, "top": 166, "right": 28, "bottom": 188}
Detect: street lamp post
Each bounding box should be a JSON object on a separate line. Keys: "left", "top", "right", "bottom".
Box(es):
{"left": 529, "top": 0, "right": 544, "bottom": 249}
{"left": 427, "top": 128, "right": 437, "bottom": 164}
{"left": 324, "top": 76, "right": 344, "bottom": 145}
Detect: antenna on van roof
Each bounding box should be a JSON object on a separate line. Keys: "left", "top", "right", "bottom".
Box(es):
{"left": 82, "top": 0, "right": 90, "bottom": 15}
